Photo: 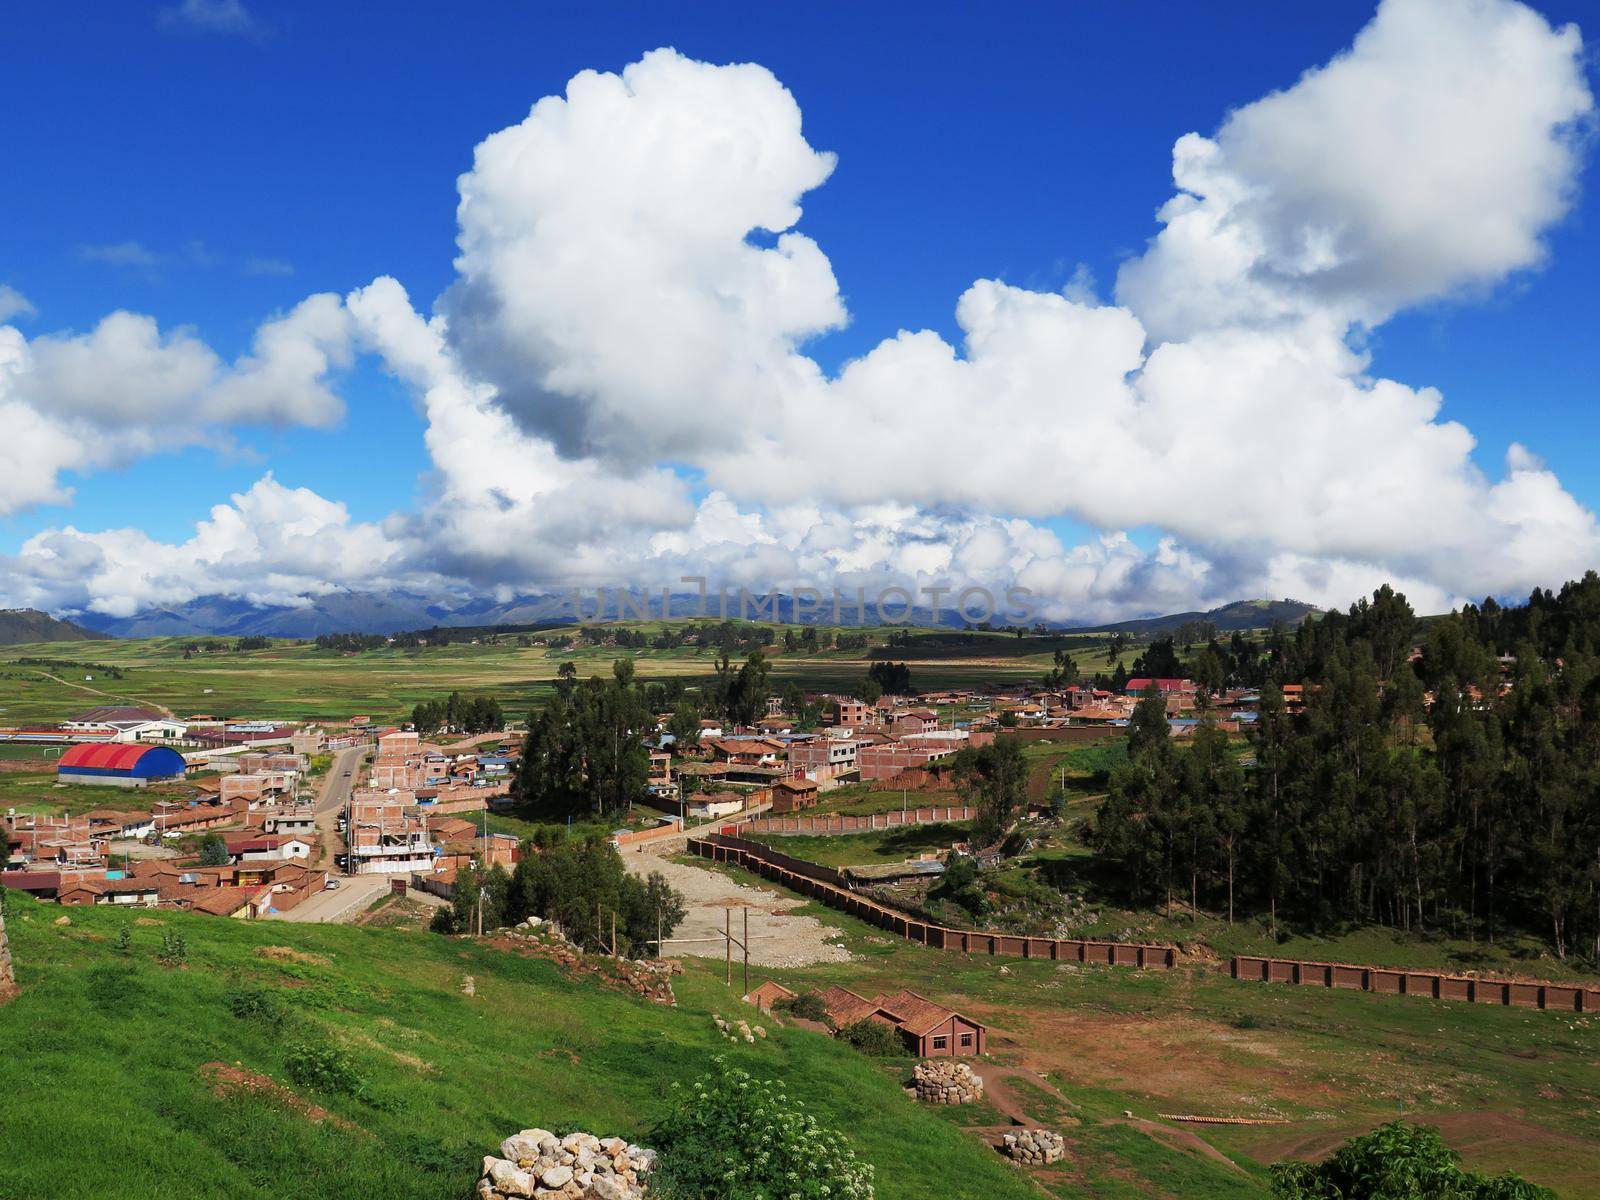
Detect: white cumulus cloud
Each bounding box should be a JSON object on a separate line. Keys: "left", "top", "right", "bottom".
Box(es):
{"left": 3, "top": 0, "right": 1596, "bottom": 625}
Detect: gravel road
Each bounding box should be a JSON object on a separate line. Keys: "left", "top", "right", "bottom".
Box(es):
{"left": 623, "top": 840, "right": 853, "bottom": 968}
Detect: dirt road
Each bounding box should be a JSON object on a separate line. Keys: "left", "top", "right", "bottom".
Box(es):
{"left": 623, "top": 839, "right": 853, "bottom": 968}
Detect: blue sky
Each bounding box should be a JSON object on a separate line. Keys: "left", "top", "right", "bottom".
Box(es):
{"left": 1, "top": 0, "right": 1596, "bottom": 620}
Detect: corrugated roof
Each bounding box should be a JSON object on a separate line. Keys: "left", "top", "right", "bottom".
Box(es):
{"left": 59, "top": 743, "right": 161, "bottom": 771}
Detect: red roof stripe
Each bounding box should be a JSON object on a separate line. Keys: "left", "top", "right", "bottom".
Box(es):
{"left": 59, "top": 743, "right": 161, "bottom": 771}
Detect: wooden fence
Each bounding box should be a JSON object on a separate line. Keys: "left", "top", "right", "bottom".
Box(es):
{"left": 741, "top": 806, "right": 977, "bottom": 835}
{"left": 1231, "top": 955, "right": 1600, "bottom": 1013}
{"left": 689, "top": 833, "right": 1177, "bottom": 969}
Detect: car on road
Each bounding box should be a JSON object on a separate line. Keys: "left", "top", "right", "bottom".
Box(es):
{"left": 324, "top": 878, "right": 341, "bottom": 890}
{"left": 343, "top": 769, "right": 352, "bottom": 776}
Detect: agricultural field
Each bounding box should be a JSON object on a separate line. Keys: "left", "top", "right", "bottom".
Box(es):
{"left": 0, "top": 626, "right": 1078, "bottom": 726}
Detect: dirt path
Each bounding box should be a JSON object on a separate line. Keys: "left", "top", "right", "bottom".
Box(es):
{"left": 27, "top": 669, "right": 175, "bottom": 717}
{"left": 982, "top": 1061, "right": 1247, "bottom": 1175}
{"left": 623, "top": 841, "right": 853, "bottom": 968}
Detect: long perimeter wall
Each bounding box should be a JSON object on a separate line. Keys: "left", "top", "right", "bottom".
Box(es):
{"left": 742, "top": 806, "right": 976, "bottom": 835}
{"left": 692, "top": 832, "right": 1600, "bottom": 1015}
{"left": 689, "top": 833, "right": 1177, "bottom": 969}
{"left": 1232, "top": 955, "right": 1600, "bottom": 1013}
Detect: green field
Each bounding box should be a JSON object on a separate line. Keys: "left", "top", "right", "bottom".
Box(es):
{"left": 0, "top": 630, "right": 1068, "bottom": 725}
{"left": 753, "top": 822, "right": 971, "bottom": 867}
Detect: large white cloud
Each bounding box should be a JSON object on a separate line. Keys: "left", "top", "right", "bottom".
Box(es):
{"left": 2, "top": 0, "right": 1596, "bottom": 624}
{"left": 0, "top": 296, "right": 354, "bottom": 515}
{"left": 4, "top": 475, "right": 405, "bottom": 618}
{"left": 1118, "top": 0, "right": 1593, "bottom": 341}
{"left": 442, "top": 48, "right": 844, "bottom": 463}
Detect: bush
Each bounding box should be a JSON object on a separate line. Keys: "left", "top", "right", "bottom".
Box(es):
{"left": 226, "top": 985, "right": 289, "bottom": 1031}
{"left": 156, "top": 929, "right": 188, "bottom": 967}
{"left": 283, "top": 1040, "right": 363, "bottom": 1096}
{"left": 777, "top": 991, "right": 830, "bottom": 1022}
{"left": 837, "top": 1019, "right": 905, "bottom": 1057}
{"left": 429, "top": 907, "right": 459, "bottom": 934}
{"left": 1270, "top": 1121, "right": 1553, "bottom": 1199}
{"left": 652, "top": 1057, "right": 874, "bottom": 1200}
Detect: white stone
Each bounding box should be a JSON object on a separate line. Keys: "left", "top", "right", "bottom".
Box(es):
{"left": 539, "top": 1164, "right": 574, "bottom": 1189}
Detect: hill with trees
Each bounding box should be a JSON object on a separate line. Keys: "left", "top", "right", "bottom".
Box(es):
{"left": 1094, "top": 576, "right": 1600, "bottom": 962}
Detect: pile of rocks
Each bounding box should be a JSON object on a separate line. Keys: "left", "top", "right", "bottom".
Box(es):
{"left": 913, "top": 1060, "right": 984, "bottom": 1105}
{"left": 477, "top": 1128, "right": 655, "bottom": 1199}
{"left": 712, "top": 1013, "right": 766, "bottom": 1044}
{"left": 498, "top": 921, "right": 681, "bottom": 1005}
{"left": 1000, "top": 1129, "right": 1065, "bottom": 1165}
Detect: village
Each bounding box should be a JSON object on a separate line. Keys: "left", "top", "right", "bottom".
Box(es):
{"left": 0, "top": 670, "right": 1277, "bottom": 922}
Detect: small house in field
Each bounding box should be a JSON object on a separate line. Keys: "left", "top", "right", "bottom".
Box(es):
{"left": 814, "top": 985, "right": 986, "bottom": 1057}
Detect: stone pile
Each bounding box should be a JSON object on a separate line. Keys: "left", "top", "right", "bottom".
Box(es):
{"left": 499, "top": 920, "right": 681, "bottom": 1005}
{"left": 913, "top": 1060, "right": 984, "bottom": 1105}
{"left": 1001, "top": 1129, "right": 1065, "bottom": 1165}
{"left": 477, "top": 1128, "right": 655, "bottom": 1199}
{"left": 711, "top": 1013, "right": 766, "bottom": 1044}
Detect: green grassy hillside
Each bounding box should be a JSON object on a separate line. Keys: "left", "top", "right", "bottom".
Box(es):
{"left": 0, "top": 894, "right": 1041, "bottom": 1200}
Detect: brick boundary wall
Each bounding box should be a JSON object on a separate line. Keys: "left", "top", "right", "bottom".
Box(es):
{"left": 741, "top": 806, "right": 977, "bottom": 835}
{"left": 685, "top": 835, "right": 1599, "bottom": 1013}
{"left": 688, "top": 833, "right": 1177, "bottom": 969}
{"left": 613, "top": 823, "right": 687, "bottom": 849}
{"left": 1232, "top": 955, "right": 1600, "bottom": 1013}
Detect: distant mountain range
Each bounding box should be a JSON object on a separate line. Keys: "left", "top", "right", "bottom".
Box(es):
{"left": 0, "top": 608, "right": 110, "bottom": 646}
{"left": 1072, "top": 598, "right": 1322, "bottom": 636}
{"left": 57, "top": 590, "right": 1321, "bottom": 641}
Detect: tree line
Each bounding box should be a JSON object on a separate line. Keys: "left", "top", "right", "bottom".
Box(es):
{"left": 1093, "top": 577, "right": 1600, "bottom": 962}
{"left": 430, "top": 830, "right": 686, "bottom": 956}
{"left": 410, "top": 691, "right": 505, "bottom": 736}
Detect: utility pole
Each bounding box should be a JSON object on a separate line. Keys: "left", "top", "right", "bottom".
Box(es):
{"left": 743, "top": 906, "right": 749, "bottom": 996}
{"left": 725, "top": 908, "right": 732, "bottom": 986}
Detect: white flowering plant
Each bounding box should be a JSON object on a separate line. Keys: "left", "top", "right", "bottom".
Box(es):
{"left": 651, "top": 1056, "right": 875, "bottom": 1200}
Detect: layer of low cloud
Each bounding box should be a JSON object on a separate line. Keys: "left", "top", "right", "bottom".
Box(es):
{"left": 3, "top": 0, "right": 1596, "bottom": 624}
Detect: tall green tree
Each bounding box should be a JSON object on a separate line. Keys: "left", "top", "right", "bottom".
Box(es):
{"left": 516, "top": 660, "right": 653, "bottom": 821}
{"left": 955, "top": 740, "right": 1028, "bottom": 844}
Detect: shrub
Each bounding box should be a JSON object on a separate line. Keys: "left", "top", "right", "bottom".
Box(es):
{"left": 114, "top": 925, "right": 132, "bottom": 953}
{"left": 429, "top": 907, "right": 459, "bottom": 934}
{"left": 777, "top": 991, "right": 830, "bottom": 1022}
{"left": 283, "top": 1040, "right": 363, "bottom": 1096}
{"left": 837, "top": 1019, "right": 904, "bottom": 1057}
{"left": 1270, "top": 1121, "right": 1553, "bottom": 1199}
{"left": 226, "top": 985, "right": 289, "bottom": 1031}
{"left": 652, "top": 1057, "right": 874, "bottom": 1200}
{"left": 156, "top": 929, "right": 188, "bottom": 967}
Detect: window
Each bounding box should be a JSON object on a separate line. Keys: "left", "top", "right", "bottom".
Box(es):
{"left": 931, "top": 1036, "right": 948, "bottom": 1050}
{"left": 960, "top": 1033, "right": 974, "bottom": 1048}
